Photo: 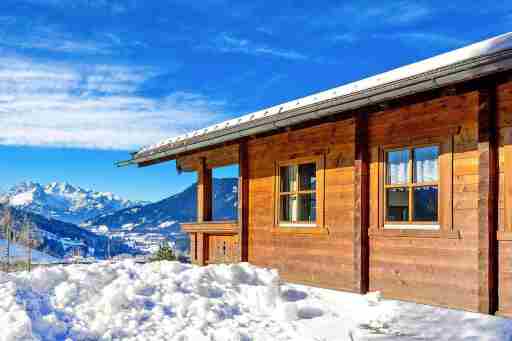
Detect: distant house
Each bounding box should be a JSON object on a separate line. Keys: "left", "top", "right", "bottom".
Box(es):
{"left": 119, "top": 32, "right": 512, "bottom": 316}
{"left": 61, "top": 238, "right": 87, "bottom": 258}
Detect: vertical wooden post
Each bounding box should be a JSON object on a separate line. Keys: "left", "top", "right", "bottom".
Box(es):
{"left": 190, "top": 233, "right": 197, "bottom": 263}
{"left": 238, "top": 140, "right": 249, "bottom": 262}
{"left": 194, "top": 157, "right": 212, "bottom": 265}
{"left": 196, "top": 232, "right": 207, "bottom": 265}
{"left": 354, "top": 112, "right": 370, "bottom": 294}
{"left": 197, "top": 157, "right": 212, "bottom": 223}
{"left": 477, "top": 84, "right": 499, "bottom": 314}
{"left": 505, "top": 129, "right": 512, "bottom": 232}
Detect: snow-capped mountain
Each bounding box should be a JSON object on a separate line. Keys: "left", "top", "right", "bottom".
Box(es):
{"left": 0, "top": 181, "right": 147, "bottom": 224}
{"left": 0, "top": 204, "right": 137, "bottom": 259}
{"left": 82, "top": 178, "right": 238, "bottom": 253}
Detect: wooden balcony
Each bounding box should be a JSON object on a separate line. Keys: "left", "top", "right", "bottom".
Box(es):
{"left": 181, "top": 220, "right": 239, "bottom": 234}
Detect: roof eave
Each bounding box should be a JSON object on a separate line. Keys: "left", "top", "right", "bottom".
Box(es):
{"left": 120, "top": 48, "right": 512, "bottom": 167}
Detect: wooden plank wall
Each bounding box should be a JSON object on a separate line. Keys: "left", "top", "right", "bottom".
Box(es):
{"left": 247, "top": 119, "right": 359, "bottom": 291}
{"left": 477, "top": 85, "right": 499, "bottom": 314}
{"left": 177, "top": 144, "right": 239, "bottom": 172}
{"left": 367, "top": 91, "right": 483, "bottom": 311}
{"left": 497, "top": 79, "right": 512, "bottom": 317}
{"left": 179, "top": 76, "right": 511, "bottom": 314}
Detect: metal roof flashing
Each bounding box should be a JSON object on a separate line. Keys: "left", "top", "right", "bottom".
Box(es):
{"left": 117, "top": 32, "right": 512, "bottom": 167}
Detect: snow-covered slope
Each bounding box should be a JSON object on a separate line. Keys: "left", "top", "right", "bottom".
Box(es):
{"left": 0, "top": 181, "right": 147, "bottom": 224}
{"left": 0, "top": 239, "right": 60, "bottom": 264}
{"left": 0, "top": 204, "right": 138, "bottom": 260}
{"left": 1, "top": 261, "right": 511, "bottom": 341}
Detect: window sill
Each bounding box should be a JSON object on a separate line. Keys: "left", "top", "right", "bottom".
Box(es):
{"left": 272, "top": 225, "right": 329, "bottom": 236}
{"left": 384, "top": 224, "right": 440, "bottom": 230}
{"left": 279, "top": 223, "right": 317, "bottom": 228}
{"left": 369, "top": 228, "right": 460, "bottom": 239}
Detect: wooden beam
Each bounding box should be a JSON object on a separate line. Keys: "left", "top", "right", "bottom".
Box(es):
{"left": 354, "top": 112, "right": 370, "bottom": 294}
{"left": 477, "top": 84, "right": 499, "bottom": 314}
{"left": 181, "top": 221, "right": 239, "bottom": 234}
{"left": 504, "top": 127, "right": 512, "bottom": 232}
{"left": 197, "top": 157, "right": 212, "bottom": 223}
{"left": 238, "top": 140, "right": 249, "bottom": 262}
{"left": 195, "top": 232, "right": 207, "bottom": 265}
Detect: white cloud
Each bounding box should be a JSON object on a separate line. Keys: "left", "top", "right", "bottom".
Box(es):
{"left": 0, "top": 56, "right": 226, "bottom": 150}
{"left": 331, "top": 33, "right": 358, "bottom": 44}
{"left": 21, "top": 0, "right": 133, "bottom": 13}
{"left": 381, "top": 2, "right": 431, "bottom": 25}
{"left": 0, "top": 17, "right": 113, "bottom": 55}
{"left": 374, "top": 32, "right": 467, "bottom": 48}
{"left": 209, "top": 33, "right": 308, "bottom": 61}
{"left": 15, "top": 39, "right": 112, "bottom": 55}
{"left": 342, "top": 1, "right": 431, "bottom": 26}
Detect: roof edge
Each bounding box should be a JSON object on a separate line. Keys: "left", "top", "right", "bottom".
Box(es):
{"left": 119, "top": 37, "right": 512, "bottom": 167}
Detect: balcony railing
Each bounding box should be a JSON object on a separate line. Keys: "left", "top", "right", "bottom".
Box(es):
{"left": 181, "top": 220, "right": 239, "bottom": 234}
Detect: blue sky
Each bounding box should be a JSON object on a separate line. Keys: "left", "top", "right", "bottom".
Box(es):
{"left": 0, "top": 0, "right": 510, "bottom": 201}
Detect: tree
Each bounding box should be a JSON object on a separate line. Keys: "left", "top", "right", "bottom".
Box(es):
{"left": 153, "top": 243, "right": 176, "bottom": 261}
{"left": 1, "top": 209, "right": 14, "bottom": 272}
{"left": 21, "top": 216, "right": 34, "bottom": 272}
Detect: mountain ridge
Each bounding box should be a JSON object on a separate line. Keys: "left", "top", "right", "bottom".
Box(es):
{"left": 0, "top": 204, "right": 136, "bottom": 259}
{"left": 0, "top": 181, "right": 148, "bottom": 225}
{"left": 82, "top": 177, "right": 239, "bottom": 252}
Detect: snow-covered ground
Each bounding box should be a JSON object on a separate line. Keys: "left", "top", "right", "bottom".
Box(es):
{"left": 1, "top": 261, "right": 511, "bottom": 341}
{"left": 0, "top": 239, "right": 60, "bottom": 264}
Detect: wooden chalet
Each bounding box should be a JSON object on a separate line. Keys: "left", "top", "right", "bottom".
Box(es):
{"left": 119, "top": 32, "right": 512, "bottom": 316}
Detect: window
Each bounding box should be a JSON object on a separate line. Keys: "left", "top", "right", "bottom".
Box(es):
{"left": 278, "top": 161, "right": 318, "bottom": 226}
{"left": 384, "top": 145, "right": 440, "bottom": 228}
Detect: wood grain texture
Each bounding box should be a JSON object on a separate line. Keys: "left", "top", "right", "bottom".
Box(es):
{"left": 368, "top": 89, "right": 483, "bottom": 312}
{"left": 181, "top": 221, "right": 238, "bottom": 233}
{"left": 178, "top": 76, "right": 512, "bottom": 315}
{"left": 197, "top": 158, "right": 212, "bottom": 222}
{"left": 247, "top": 118, "right": 359, "bottom": 293}
{"left": 497, "top": 80, "right": 512, "bottom": 316}
{"left": 206, "top": 234, "right": 239, "bottom": 264}
{"left": 177, "top": 144, "right": 239, "bottom": 172}
{"left": 354, "top": 113, "right": 369, "bottom": 294}
{"left": 238, "top": 140, "right": 249, "bottom": 262}
{"left": 477, "top": 85, "right": 499, "bottom": 314}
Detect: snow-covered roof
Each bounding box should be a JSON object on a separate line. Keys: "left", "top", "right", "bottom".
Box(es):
{"left": 123, "top": 32, "right": 512, "bottom": 166}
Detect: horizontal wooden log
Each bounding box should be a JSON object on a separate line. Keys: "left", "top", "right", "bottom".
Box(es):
{"left": 181, "top": 221, "right": 239, "bottom": 234}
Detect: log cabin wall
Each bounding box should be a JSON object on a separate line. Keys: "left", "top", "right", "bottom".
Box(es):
{"left": 367, "top": 88, "right": 494, "bottom": 312}
{"left": 497, "top": 79, "right": 512, "bottom": 317}
{"left": 178, "top": 75, "right": 511, "bottom": 314}
{"left": 247, "top": 118, "right": 361, "bottom": 292}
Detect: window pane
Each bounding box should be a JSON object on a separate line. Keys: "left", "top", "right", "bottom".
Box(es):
{"left": 387, "top": 149, "right": 410, "bottom": 185}
{"left": 298, "top": 193, "right": 316, "bottom": 223}
{"left": 280, "top": 195, "right": 297, "bottom": 222}
{"left": 280, "top": 166, "right": 296, "bottom": 192}
{"left": 386, "top": 187, "right": 409, "bottom": 221}
{"left": 298, "top": 163, "right": 316, "bottom": 191}
{"left": 414, "top": 146, "right": 439, "bottom": 183}
{"left": 413, "top": 186, "right": 438, "bottom": 221}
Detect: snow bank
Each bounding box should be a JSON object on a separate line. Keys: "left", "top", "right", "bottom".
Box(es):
{"left": 1, "top": 261, "right": 511, "bottom": 341}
